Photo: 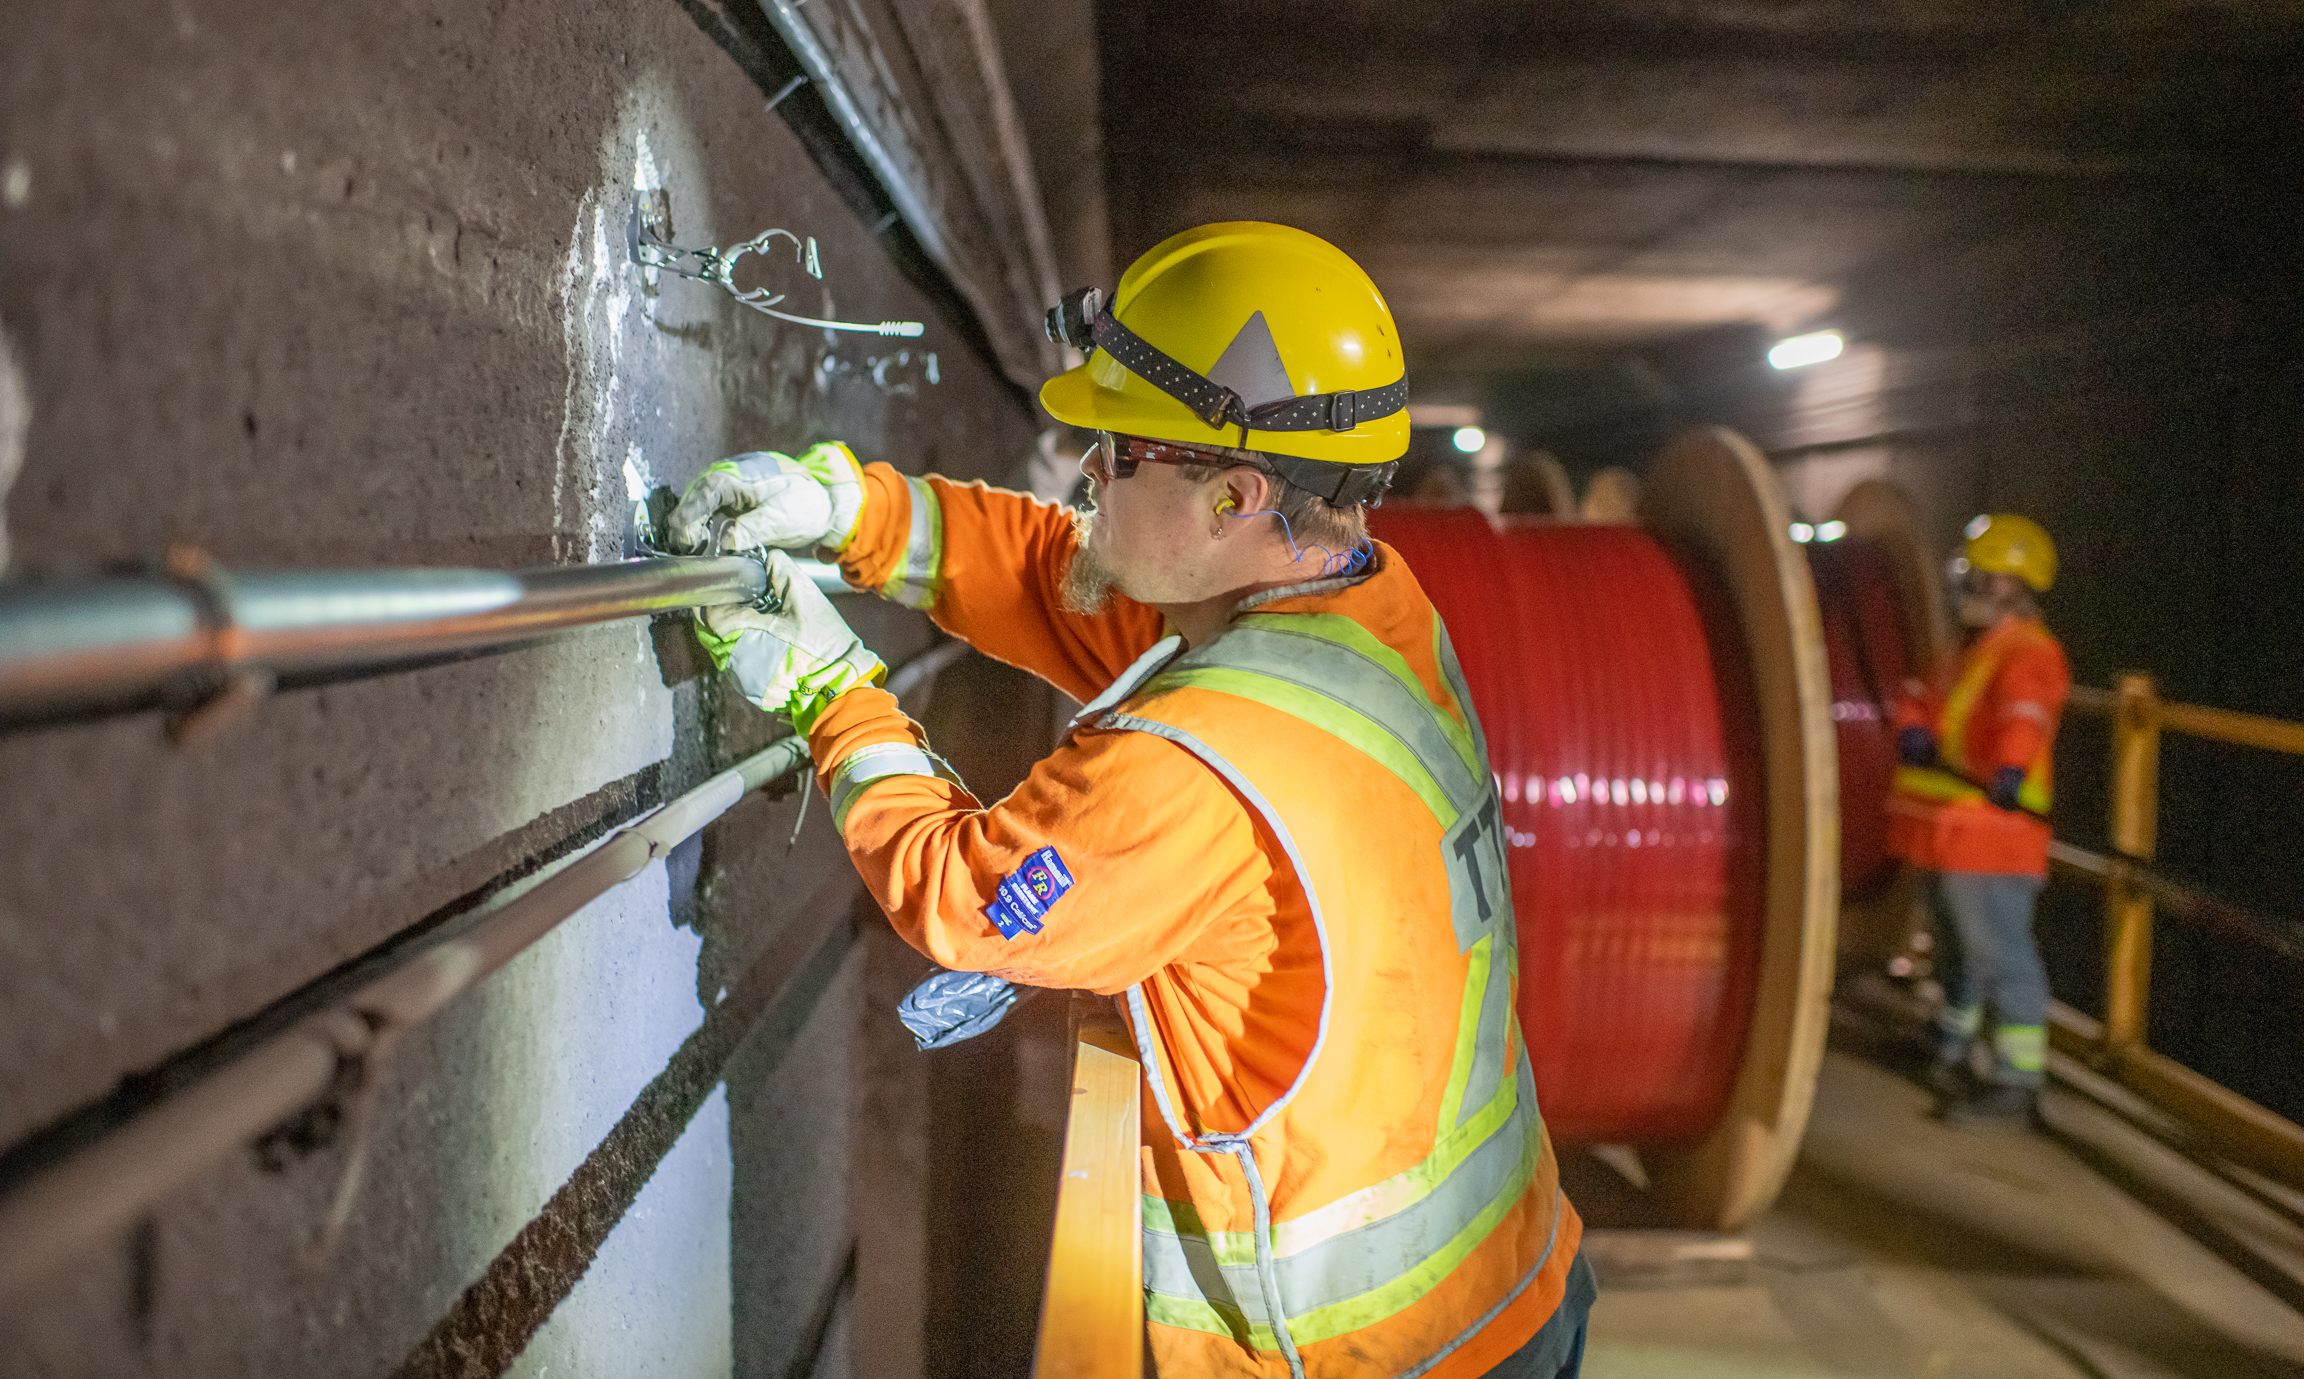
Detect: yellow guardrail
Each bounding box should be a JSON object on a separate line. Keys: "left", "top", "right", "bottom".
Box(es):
{"left": 2053, "top": 673, "right": 2304, "bottom": 1187}
{"left": 1032, "top": 995, "right": 1144, "bottom": 1379}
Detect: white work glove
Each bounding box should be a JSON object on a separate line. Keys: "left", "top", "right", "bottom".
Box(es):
{"left": 698, "top": 551, "right": 886, "bottom": 732}
{"left": 667, "top": 441, "right": 867, "bottom": 554}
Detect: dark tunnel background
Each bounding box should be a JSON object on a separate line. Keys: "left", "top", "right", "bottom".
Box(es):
{"left": 1097, "top": 0, "right": 2304, "bottom": 1120}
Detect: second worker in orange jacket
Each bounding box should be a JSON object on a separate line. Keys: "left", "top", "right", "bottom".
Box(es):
{"left": 1890, "top": 513, "right": 2070, "bottom": 1129}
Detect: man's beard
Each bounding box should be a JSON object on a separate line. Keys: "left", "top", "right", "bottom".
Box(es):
{"left": 1060, "top": 500, "right": 1122, "bottom": 614}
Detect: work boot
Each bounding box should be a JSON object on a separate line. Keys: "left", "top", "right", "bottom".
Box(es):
{"left": 1924, "top": 1056, "right": 1970, "bottom": 1101}
{"left": 1938, "top": 1081, "right": 2038, "bottom": 1130}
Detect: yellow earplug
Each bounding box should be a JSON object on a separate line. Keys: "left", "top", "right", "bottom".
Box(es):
{"left": 1216, "top": 497, "right": 1236, "bottom": 516}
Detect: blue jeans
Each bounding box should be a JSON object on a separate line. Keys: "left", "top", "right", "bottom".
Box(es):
{"left": 1479, "top": 1251, "right": 1595, "bottom": 1378}
{"left": 1926, "top": 870, "right": 2049, "bottom": 1087}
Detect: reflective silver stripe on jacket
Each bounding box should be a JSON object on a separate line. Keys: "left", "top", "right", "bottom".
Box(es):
{"left": 827, "top": 741, "right": 961, "bottom": 832}
{"left": 881, "top": 474, "right": 943, "bottom": 610}
{"left": 1139, "top": 1055, "right": 1542, "bottom": 1324}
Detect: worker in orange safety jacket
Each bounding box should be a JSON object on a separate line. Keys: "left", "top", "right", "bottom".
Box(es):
{"left": 1890, "top": 513, "right": 2070, "bottom": 1129}
{"left": 666, "top": 223, "right": 1592, "bottom": 1378}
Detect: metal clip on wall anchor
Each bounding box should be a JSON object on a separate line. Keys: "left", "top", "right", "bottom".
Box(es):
{"left": 162, "top": 544, "right": 276, "bottom": 746}
{"left": 706, "top": 514, "right": 786, "bottom": 615}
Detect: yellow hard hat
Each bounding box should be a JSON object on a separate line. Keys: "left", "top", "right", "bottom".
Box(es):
{"left": 1963, "top": 513, "right": 2057, "bottom": 592}
{"left": 1039, "top": 222, "right": 1407, "bottom": 505}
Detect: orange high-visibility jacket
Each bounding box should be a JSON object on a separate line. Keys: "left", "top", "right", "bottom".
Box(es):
{"left": 1889, "top": 616, "right": 2070, "bottom": 876}
{"left": 805, "top": 463, "right": 1583, "bottom": 1378}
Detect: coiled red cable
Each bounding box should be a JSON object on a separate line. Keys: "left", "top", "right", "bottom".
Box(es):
{"left": 1804, "top": 538, "right": 1913, "bottom": 899}
{"left": 1372, "top": 507, "right": 1764, "bottom": 1145}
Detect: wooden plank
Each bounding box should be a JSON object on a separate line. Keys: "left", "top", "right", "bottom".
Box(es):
{"left": 2103, "top": 673, "right": 2160, "bottom": 1049}
{"left": 2159, "top": 700, "right": 2304, "bottom": 757}
{"left": 1032, "top": 995, "right": 1144, "bottom": 1379}
{"left": 2050, "top": 1002, "right": 2304, "bottom": 1192}
{"left": 2061, "top": 682, "right": 2304, "bottom": 760}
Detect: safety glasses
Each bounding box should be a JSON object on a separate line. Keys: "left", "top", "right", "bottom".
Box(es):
{"left": 1089, "top": 430, "right": 1268, "bottom": 481}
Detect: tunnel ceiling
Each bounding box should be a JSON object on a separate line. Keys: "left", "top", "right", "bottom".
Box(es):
{"left": 1096, "top": 0, "right": 2297, "bottom": 400}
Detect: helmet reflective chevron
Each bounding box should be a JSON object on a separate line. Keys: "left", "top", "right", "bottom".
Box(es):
{"left": 1040, "top": 222, "right": 1408, "bottom": 506}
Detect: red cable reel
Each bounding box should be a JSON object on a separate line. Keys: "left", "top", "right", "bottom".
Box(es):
{"left": 1371, "top": 507, "right": 1765, "bottom": 1145}
{"left": 1805, "top": 537, "right": 1915, "bottom": 900}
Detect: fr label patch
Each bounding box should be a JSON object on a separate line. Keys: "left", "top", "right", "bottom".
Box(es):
{"left": 986, "top": 846, "right": 1075, "bottom": 940}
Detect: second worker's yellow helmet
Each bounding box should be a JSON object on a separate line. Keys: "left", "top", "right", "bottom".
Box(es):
{"left": 1039, "top": 222, "right": 1407, "bottom": 506}
{"left": 1963, "top": 513, "right": 2057, "bottom": 592}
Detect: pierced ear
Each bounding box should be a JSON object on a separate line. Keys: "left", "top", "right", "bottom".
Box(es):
{"left": 1224, "top": 467, "right": 1271, "bottom": 517}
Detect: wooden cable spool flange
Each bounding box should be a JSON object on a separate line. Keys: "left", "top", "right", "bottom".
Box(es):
{"left": 1806, "top": 535, "right": 1914, "bottom": 899}
{"left": 1832, "top": 479, "right": 1954, "bottom": 673}
{"left": 1372, "top": 426, "right": 1838, "bottom": 1231}
{"left": 1812, "top": 479, "right": 1955, "bottom": 962}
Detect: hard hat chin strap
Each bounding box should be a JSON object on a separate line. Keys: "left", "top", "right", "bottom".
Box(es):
{"left": 1045, "top": 287, "right": 1406, "bottom": 507}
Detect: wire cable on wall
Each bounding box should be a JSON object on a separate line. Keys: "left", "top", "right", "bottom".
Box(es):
{"left": 628, "top": 192, "right": 925, "bottom": 337}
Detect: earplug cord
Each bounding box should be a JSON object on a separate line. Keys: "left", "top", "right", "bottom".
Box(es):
{"left": 1225, "top": 508, "right": 1375, "bottom": 579}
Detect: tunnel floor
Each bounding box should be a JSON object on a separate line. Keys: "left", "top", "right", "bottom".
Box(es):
{"left": 1564, "top": 996, "right": 2304, "bottom": 1379}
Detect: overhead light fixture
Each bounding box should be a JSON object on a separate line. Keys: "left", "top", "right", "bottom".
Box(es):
{"left": 1788, "top": 522, "right": 1815, "bottom": 543}
{"left": 1452, "top": 427, "right": 1486, "bottom": 454}
{"left": 1815, "top": 520, "right": 1848, "bottom": 542}
{"left": 1768, "top": 331, "right": 1844, "bottom": 370}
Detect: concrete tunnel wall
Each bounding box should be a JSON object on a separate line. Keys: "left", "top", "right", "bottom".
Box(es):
{"left": 0, "top": 2, "right": 1046, "bottom": 1375}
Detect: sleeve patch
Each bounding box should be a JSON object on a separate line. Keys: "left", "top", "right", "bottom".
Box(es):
{"left": 986, "top": 846, "right": 1076, "bottom": 940}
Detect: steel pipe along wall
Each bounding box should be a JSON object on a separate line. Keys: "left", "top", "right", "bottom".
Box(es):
{"left": 1372, "top": 426, "right": 1839, "bottom": 1231}
{"left": 0, "top": 733, "right": 803, "bottom": 1303}
{"left": 0, "top": 553, "right": 770, "bottom": 731}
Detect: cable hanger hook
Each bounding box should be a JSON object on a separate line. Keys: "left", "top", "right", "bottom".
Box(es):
{"left": 629, "top": 194, "right": 923, "bottom": 338}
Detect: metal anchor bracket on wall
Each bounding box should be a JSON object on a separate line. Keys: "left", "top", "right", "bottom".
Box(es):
{"left": 627, "top": 189, "right": 924, "bottom": 338}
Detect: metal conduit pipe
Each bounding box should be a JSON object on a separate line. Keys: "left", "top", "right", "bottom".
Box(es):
{"left": 0, "top": 553, "right": 771, "bottom": 731}
{"left": 0, "top": 733, "right": 798, "bottom": 1303}
{"left": 0, "top": 633, "right": 966, "bottom": 1303}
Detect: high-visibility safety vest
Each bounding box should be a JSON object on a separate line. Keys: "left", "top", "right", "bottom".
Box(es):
{"left": 1068, "top": 604, "right": 1573, "bottom": 1379}
{"left": 1890, "top": 616, "right": 2065, "bottom": 876}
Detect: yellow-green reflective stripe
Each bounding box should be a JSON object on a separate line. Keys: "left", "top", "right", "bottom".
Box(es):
{"left": 1141, "top": 1056, "right": 1536, "bottom": 1324}
{"left": 1454, "top": 937, "right": 1517, "bottom": 1132}
{"left": 1142, "top": 1085, "right": 1543, "bottom": 1349}
{"left": 1287, "top": 1128, "right": 1539, "bottom": 1345}
{"left": 1939, "top": 643, "right": 1996, "bottom": 774}
{"left": 1435, "top": 934, "right": 1494, "bottom": 1131}
{"left": 1145, "top": 1289, "right": 1250, "bottom": 1343}
{"left": 1143, "top": 666, "right": 1457, "bottom": 824}
{"left": 1895, "top": 763, "right": 2052, "bottom": 814}
{"left": 1432, "top": 618, "right": 1491, "bottom": 771}
{"left": 1235, "top": 612, "right": 1483, "bottom": 782}
{"left": 882, "top": 474, "right": 943, "bottom": 609}
{"left": 1996, "top": 1024, "right": 2047, "bottom": 1072}
{"left": 1176, "top": 625, "right": 1482, "bottom": 813}
{"left": 1146, "top": 1027, "right": 1530, "bottom": 1269}
{"left": 1895, "top": 765, "right": 1984, "bottom": 803}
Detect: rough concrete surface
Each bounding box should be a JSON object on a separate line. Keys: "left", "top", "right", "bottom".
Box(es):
{"left": 0, "top": 1, "right": 1034, "bottom": 1374}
